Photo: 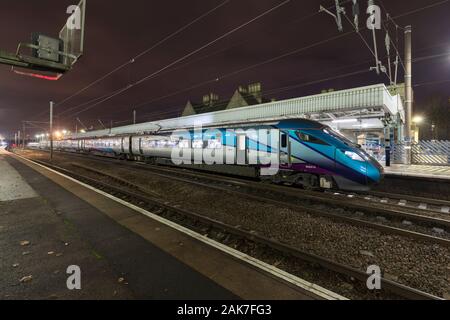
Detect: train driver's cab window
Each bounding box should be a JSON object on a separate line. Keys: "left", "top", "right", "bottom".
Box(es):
{"left": 296, "top": 131, "right": 330, "bottom": 146}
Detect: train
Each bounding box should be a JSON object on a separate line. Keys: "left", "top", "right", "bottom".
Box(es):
{"left": 37, "top": 118, "right": 384, "bottom": 191}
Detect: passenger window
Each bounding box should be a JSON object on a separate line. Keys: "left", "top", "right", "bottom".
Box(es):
{"left": 208, "top": 139, "right": 222, "bottom": 149}
{"left": 178, "top": 139, "right": 190, "bottom": 149}
{"left": 237, "top": 135, "right": 246, "bottom": 151}
{"left": 192, "top": 140, "right": 203, "bottom": 149}
{"left": 297, "top": 132, "right": 330, "bottom": 146}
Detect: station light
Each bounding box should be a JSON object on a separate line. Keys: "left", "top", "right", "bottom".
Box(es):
{"left": 80, "top": 129, "right": 86, "bottom": 133}
{"left": 414, "top": 116, "right": 424, "bottom": 124}
{"left": 413, "top": 116, "right": 424, "bottom": 124}
{"left": 332, "top": 119, "right": 358, "bottom": 124}
{"left": 352, "top": 124, "right": 374, "bottom": 129}
{"left": 62, "top": 130, "right": 68, "bottom": 135}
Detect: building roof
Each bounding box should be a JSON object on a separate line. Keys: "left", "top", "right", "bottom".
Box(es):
{"left": 240, "top": 92, "right": 271, "bottom": 106}
{"left": 191, "top": 99, "right": 229, "bottom": 114}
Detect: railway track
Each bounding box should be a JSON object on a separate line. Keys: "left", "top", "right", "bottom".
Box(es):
{"left": 28, "top": 157, "right": 443, "bottom": 300}
{"left": 45, "top": 150, "right": 450, "bottom": 216}
{"left": 24, "top": 149, "right": 450, "bottom": 246}
{"left": 327, "top": 190, "right": 450, "bottom": 215}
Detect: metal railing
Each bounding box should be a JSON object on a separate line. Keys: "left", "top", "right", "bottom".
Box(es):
{"left": 393, "top": 141, "right": 450, "bottom": 166}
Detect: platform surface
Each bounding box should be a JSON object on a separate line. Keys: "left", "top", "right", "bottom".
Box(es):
{"left": 0, "top": 149, "right": 236, "bottom": 300}
{"left": 384, "top": 164, "right": 450, "bottom": 180}
{"left": 0, "top": 157, "right": 37, "bottom": 201}
{"left": 1, "top": 149, "right": 327, "bottom": 300}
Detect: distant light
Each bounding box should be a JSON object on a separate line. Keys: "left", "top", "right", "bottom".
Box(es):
{"left": 352, "top": 124, "right": 373, "bottom": 129}
{"left": 62, "top": 130, "right": 68, "bottom": 135}
{"left": 13, "top": 70, "right": 62, "bottom": 81}
{"left": 80, "top": 129, "right": 86, "bottom": 133}
{"left": 413, "top": 116, "right": 424, "bottom": 124}
{"left": 332, "top": 119, "right": 358, "bottom": 124}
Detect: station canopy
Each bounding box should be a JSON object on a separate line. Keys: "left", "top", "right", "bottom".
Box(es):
{"left": 68, "top": 83, "right": 405, "bottom": 139}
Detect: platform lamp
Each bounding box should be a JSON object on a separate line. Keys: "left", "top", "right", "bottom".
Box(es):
{"left": 412, "top": 116, "right": 424, "bottom": 142}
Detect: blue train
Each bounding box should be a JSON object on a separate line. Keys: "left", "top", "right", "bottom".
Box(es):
{"left": 42, "top": 118, "right": 384, "bottom": 191}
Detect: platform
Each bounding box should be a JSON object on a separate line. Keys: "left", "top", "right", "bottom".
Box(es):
{"left": 0, "top": 149, "right": 330, "bottom": 300}
{"left": 384, "top": 164, "right": 450, "bottom": 180}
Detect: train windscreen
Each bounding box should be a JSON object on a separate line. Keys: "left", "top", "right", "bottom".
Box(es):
{"left": 323, "top": 128, "right": 359, "bottom": 148}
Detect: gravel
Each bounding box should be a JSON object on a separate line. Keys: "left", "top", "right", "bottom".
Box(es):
{"left": 19, "top": 150, "right": 450, "bottom": 298}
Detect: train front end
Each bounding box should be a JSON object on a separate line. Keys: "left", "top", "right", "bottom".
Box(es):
{"left": 333, "top": 145, "right": 384, "bottom": 191}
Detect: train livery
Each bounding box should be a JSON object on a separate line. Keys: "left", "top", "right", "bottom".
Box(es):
{"left": 39, "top": 119, "right": 384, "bottom": 191}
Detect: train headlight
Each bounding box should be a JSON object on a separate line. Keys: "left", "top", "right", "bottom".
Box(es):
{"left": 344, "top": 151, "right": 365, "bottom": 162}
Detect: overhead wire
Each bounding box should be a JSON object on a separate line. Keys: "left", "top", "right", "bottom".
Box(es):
{"left": 62, "top": 0, "right": 449, "bottom": 123}
{"left": 56, "top": 0, "right": 232, "bottom": 107}
{"left": 33, "top": 0, "right": 232, "bottom": 119}
{"left": 60, "top": 0, "right": 295, "bottom": 119}
{"left": 63, "top": 31, "right": 353, "bottom": 120}
{"left": 52, "top": 0, "right": 348, "bottom": 119}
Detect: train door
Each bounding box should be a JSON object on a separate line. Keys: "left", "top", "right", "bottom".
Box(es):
{"left": 236, "top": 133, "right": 247, "bottom": 165}
{"left": 128, "top": 137, "right": 133, "bottom": 154}
{"left": 123, "top": 137, "right": 131, "bottom": 155}
{"left": 280, "top": 131, "right": 291, "bottom": 167}
{"left": 139, "top": 138, "right": 144, "bottom": 155}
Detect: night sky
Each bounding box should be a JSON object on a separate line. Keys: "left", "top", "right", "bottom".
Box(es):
{"left": 0, "top": 0, "right": 449, "bottom": 136}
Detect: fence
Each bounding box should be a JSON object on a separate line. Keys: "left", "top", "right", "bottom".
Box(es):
{"left": 393, "top": 141, "right": 450, "bottom": 166}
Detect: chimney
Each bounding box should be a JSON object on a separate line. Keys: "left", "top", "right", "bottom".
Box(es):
{"left": 202, "top": 93, "right": 219, "bottom": 106}
{"left": 238, "top": 85, "right": 248, "bottom": 94}
{"left": 248, "top": 82, "right": 262, "bottom": 103}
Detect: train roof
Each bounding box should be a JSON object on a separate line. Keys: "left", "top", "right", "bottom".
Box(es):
{"left": 276, "top": 119, "right": 324, "bottom": 130}
{"left": 65, "top": 118, "right": 325, "bottom": 140}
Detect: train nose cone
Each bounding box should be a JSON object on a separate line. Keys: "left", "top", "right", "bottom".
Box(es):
{"left": 367, "top": 162, "right": 383, "bottom": 185}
